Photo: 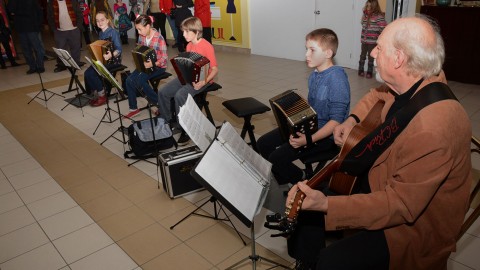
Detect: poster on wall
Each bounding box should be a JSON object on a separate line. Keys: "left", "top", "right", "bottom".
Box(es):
{"left": 210, "top": 0, "right": 242, "bottom": 46}
{"left": 0, "top": 0, "right": 17, "bottom": 58}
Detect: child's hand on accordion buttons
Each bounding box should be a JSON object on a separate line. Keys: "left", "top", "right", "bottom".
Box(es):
{"left": 289, "top": 132, "right": 307, "bottom": 148}
{"left": 144, "top": 60, "right": 153, "bottom": 69}
{"left": 193, "top": 80, "right": 206, "bottom": 90}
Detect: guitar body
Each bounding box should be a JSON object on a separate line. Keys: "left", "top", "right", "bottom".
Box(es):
{"left": 285, "top": 100, "right": 385, "bottom": 224}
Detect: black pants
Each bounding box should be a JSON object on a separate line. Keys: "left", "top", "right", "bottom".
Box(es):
{"left": 151, "top": 12, "right": 168, "bottom": 44}
{"left": 0, "top": 36, "right": 16, "bottom": 67}
{"left": 358, "top": 43, "right": 376, "bottom": 73}
{"left": 257, "top": 128, "right": 336, "bottom": 185}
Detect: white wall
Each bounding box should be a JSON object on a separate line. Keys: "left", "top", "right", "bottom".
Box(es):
{"left": 250, "top": 0, "right": 315, "bottom": 61}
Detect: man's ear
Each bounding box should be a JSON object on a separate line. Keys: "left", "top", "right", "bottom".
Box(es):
{"left": 394, "top": 49, "right": 405, "bottom": 69}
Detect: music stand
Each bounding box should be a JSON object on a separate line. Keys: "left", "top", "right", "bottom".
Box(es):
{"left": 27, "top": 62, "right": 65, "bottom": 109}
{"left": 51, "top": 48, "right": 90, "bottom": 114}
{"left": 87, "top": 58, "right": 127, "bottom": 147}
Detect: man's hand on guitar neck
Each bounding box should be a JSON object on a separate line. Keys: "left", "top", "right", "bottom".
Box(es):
{"left": 287, "top": 180, "right": 329, "bottom": 212}
{"left": 333, "top": 116, "right": 357, "bottom": 146}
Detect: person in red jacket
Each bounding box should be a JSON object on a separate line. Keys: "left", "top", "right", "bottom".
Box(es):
{"left": 194, "top": 0, "right": 211, "bottom": 43}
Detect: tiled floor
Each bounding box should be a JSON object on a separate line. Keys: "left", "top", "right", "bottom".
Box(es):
{"left": 0, "top": 32, "right": 479, "bottom": 270}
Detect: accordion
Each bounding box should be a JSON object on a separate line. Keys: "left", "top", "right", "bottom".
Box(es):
{"left": 88, "top": 39, "right": 114, "bottom": 65}
{"left": 170, "top": 52, "right": 210, "bottom": 85}
{"left": 132, "top": 45, "right": 157, "bottom": 74}
{"left": 269, "top": 89, "right": 318, "bottom": 143}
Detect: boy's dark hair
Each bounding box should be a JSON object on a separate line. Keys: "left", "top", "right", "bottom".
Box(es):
{"left": 181, "top": 17, "right": 203, "bottom": 39}
{"left": 305, "top": 28, "right": 339, "bottom": 57}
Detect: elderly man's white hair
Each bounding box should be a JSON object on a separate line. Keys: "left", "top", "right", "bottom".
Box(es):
{"left": 390, "top": 14, "right": 445, "bottom": 78}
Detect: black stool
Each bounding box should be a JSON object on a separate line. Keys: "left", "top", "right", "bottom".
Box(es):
{"left": 149, "top": 72, "right": 172, "bottom": 91}
{"left": 194, "top": 82, "right": 222, "bottom": 124}
{"left": 300, "top": 147, "right": 339, "bottom": 179}
{"left": 222, "top": 97, "right": 270, "bottom": 152}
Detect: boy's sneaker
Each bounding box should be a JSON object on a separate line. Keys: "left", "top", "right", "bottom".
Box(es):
{"left": 358, "top": 70, "right": 365, "bottom": 77}
{"left": 123, "top": 109, "right": 141, "bottom": 120}
{"left": 366, "top": 72, "right": 373, "bottom": 79}
{"left": 177, "top": 132, "right": 191, "bottom": 146}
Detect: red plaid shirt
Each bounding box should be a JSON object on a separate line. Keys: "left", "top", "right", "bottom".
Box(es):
{"left": 138, "top": 29, "right": 168, "bottom": 68}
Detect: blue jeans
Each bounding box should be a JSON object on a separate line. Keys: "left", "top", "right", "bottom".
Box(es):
{"left": 125, "top": 68, "right": 165, "bottom": 110}
{"left": 157, "top": 79, "right": 209, "bottom": 122}
{"left": 166, "top": 15, "right": 178, "bottom": 44}
{"left": 18, "top": 32, "right": 45, "bottom": 70}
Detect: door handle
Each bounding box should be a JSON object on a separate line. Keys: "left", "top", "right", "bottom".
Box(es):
{"left": 314, "top": 10, "right": 320, "bottom": 15}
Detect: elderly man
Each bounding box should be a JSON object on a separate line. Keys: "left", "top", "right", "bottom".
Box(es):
{"left": 285, "top": 15, "right": 472, "bottom": 270}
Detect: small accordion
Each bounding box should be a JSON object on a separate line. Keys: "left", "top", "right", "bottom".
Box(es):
{"left": 269, "top": 89, "right": 318, "bottom": 143}
{"left": 88, "top": 39, "right": 114, "bottom": 65}
{"left": 132, "top": 45, "right": 157, "bottom": 74}
{"left": 170, "top": 52, "right": 210, "bottom": 85}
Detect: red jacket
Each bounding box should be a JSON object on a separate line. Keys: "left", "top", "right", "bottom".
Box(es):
{"left": 160, "top": 0, "right": 174, "bottom": 15}
{"left": 194, "top": 0, "right": 210, "bottom": 27}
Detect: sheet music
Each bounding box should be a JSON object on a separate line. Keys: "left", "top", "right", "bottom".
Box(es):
{"left": 178, "top": 95, "right": 217, "bottom": 152}
{"left": 52, "top": 47, "right": 81, "bottom": 70}
{"left": 179, "top": 94, "right": 272, "bottom": 223}
{"left": 194, "top": 140, "right": 270, "bottom": 222}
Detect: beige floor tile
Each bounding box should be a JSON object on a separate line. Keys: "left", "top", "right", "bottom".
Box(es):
{"left": 451, "top": 234, "right": 480, "bottom": 269}
{"left": 0, "top": 243, "right": 67, "bottom": 270}
{"left": 17, "top": 178, "right": 63, "bottom": 204}
{"left": 0, "top": 176, "right": 14, "bottom": 196}
{"left": 80, "top": 190, "right": 133, "bottom": 221}
{"left": 0, "top": 223, "right": 50, "bottom": 263}
{"left": 186, "top": 222, "right": 249, "bottom": 265}
{"left": 97, "top": 205, "right": 155, "bottom": 241}
{"left": 39, "top": 206, "right": 94, "bottom": 241}
{"left": 0, "top": 206, "right": 36, "bottom": 237}
{"left": 53, "top": 165, "right": 103, "bottom": 191}
{"left": 0, "top": 157, "right": 42, "bottom": 179}
{"left": 0, "top": 192, "right": 24, "bottom": 215}
{"left": 117, "top": 223, "right": 181, "bottom": 265}
{"left": 53, "top": 223, "right": 114, "bottom": 264}
{"left": 7, "top": 167, "right": 52, "bottom": 190}
{"left": 141, "top": 243, "right": 213, "bottom": 270}
{"left": 27, "top": 191, "right": 78, "bottom": 221}
{"left": 69, "top": 244, "right": 138, "bottom": 270}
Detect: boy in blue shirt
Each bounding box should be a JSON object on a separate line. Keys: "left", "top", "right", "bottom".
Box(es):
{"left": 257, "top": 28, "right": 350, "bottom": 185}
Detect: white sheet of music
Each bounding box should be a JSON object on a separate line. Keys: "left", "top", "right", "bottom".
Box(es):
{"left": 179, "top": 95, "right": 272, "bottom": 222}
{"left": 178, "top": 95, "right": 216, "bottom": 152}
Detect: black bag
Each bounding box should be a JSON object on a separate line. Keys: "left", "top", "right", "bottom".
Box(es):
{"left": 124, "top": 117, "right": 177, "bottom": 159}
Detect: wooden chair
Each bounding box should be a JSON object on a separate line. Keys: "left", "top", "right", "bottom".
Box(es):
{"left": 458, "top": 135, "right": 480, "bottom": 240}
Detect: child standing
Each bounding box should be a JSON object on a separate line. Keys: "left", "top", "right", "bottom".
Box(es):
{"left": 358, "top": 0, "right": 386, "bottom": 79}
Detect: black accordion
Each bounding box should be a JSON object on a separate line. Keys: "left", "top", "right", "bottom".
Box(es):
{"left": 170, "top": 52, "right": 210, "bottom": 85}
{"left": 269, "top": 89, "right": 318, "bottom": 143}
{"left": 132, "top": 45, "right": 157, "bottom": 74}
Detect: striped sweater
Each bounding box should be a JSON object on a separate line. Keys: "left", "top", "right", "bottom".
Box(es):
{"left": 360, "top": 11, "right": 387, "bottom": 44}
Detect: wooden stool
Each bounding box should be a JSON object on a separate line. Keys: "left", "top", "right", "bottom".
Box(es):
{"left": 222, "top": 97, "right": 270, "bottom": 152}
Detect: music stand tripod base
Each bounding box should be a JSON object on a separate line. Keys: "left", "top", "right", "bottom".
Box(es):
{"left": 170, "top": 196, "right": 247, "bottom": 246}
{"left": 27, "top": 70, "right": 65, "bottom": 108}
{"left": 225, "top": 221, "right": 291, "bottom": 270}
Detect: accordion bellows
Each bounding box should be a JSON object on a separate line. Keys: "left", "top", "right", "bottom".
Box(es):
{"left": 269, "top": 89, "right": 318, "bottom": 142}
{"left": 132, "top": 45, "right": 157, "bottom": 74}
{"left": 170, "top": 52, "right": 210, "bottom": 85}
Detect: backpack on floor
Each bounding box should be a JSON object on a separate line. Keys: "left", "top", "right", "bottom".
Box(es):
{"left": 124, "top": 116, "right": 177, "bottom": 159}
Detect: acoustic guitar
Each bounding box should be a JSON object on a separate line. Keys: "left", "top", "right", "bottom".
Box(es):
{"left": 265, "top": 100, "right": 385, "bottom": 236}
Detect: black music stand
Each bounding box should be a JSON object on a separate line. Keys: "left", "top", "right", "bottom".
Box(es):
{"left": 169, "top": 195, "right": 247, "bottom": 246}
{"left": 27, "top": 62, "right": 65, "bottom": 108}
{"left": 86, "top": 58, "right": 127, "bottom": 147}
{"left": 51, "top": 48, "right": 90, "bottom": 114}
